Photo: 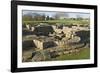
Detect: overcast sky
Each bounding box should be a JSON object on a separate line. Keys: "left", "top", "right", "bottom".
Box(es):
{"left": 22, "top": 10, "right": 90, "bottom": 18}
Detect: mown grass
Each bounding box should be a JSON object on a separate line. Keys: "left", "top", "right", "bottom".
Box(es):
{"left": 23, "top": 19, "right": 89, "bottom": 25}
{"left": 55, "top": 48, "right": 90, "bottom": 60}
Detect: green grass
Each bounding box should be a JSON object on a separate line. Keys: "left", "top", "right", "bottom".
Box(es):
{"left": 23, "top": 19, "right": 89, "bottom": 25}
{"left": 55, "top": 48, "right": 90, "bottom": 60}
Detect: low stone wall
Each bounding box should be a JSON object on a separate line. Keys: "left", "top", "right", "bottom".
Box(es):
{"left": 22, "top": 40, "right": 36, "bottom": 50}
{"left": 33, "top": 40, "right": 43, "bottom": 50}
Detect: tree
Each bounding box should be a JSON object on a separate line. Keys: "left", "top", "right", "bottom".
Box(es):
{"left": 22, "top": 15, "right": 32, "bottom": 21}
{"left": 46, "top": 16, "right": 50, "bottom": 20}
{"left": 54, "top": 13, "right": 59, "bottom": 20}
{"left": 42, "top": 14, "right": 46, "bottom": 20}
{"left": 77, "top": 15, "right": 83, "bottom": 20}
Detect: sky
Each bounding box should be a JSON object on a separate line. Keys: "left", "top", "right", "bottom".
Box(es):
{"left": 22, "top": 10, "right": 90, "bottom": 18}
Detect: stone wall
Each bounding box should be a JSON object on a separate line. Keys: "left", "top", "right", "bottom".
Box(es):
{"left": 33, "top": 39, "right": 43, "bottom": 50}
{"left": 33, "top": 25, "right": 54, "bottom": 36}
{"left": 22, "top": 40, "right": 36, "bottom": 50}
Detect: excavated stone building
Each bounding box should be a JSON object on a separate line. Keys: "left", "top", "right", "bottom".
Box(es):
{"left": 23, "top": 24, "right": 89, "bottom": 50}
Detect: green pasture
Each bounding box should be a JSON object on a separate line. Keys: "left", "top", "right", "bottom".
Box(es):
{"left": 55, "top": 48, "right": 90, "bottom": 60}
{"left": 22, "top": 19, "right": 89, "bottom": 26}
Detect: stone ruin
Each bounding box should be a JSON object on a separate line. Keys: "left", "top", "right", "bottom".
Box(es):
{"left": 22, "top": 23, "right": 90, "bottom": 62}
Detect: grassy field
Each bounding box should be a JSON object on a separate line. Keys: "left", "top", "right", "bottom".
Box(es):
{"left": 23, "top": 19, "right": 89, "bottom": 26}
{"left": 55, "top": 48, "right": 90, "bottom": 60}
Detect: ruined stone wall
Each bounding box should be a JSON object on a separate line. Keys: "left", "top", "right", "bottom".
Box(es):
{"left": 22, "top": 40, "right": 36, "bottom": 49}
{"left": 26, "top": 24, "right": 31, "bottom": 30}
{"left": 33, "top": 40, "right": 43, "bottom": 50}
